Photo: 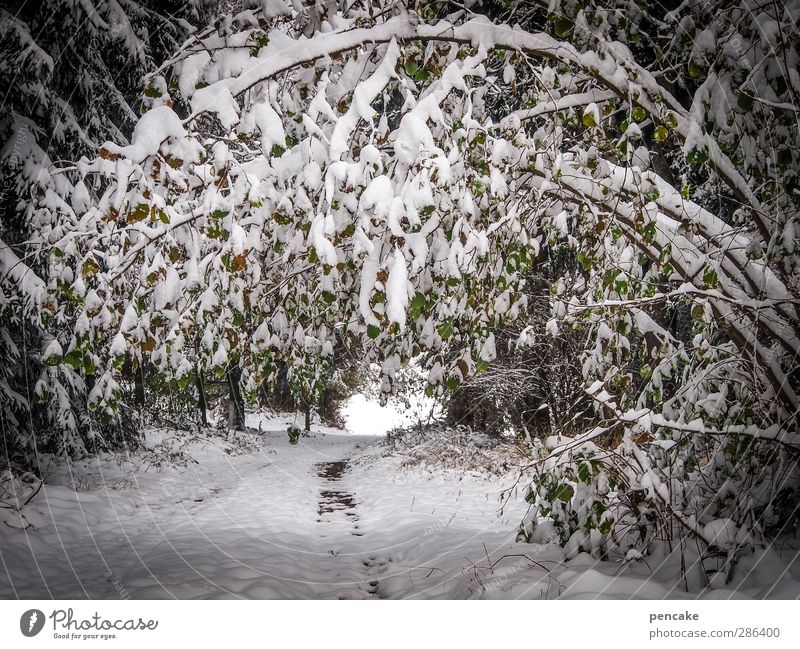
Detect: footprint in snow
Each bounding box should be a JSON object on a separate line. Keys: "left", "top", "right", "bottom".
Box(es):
{"left": 314, "top": 460, "right": 362, "bottom": 535}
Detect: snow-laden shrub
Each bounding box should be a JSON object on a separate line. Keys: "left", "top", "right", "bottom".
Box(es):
{"left": 4, "top": 0, "right": 799, "bottom": 568}
{"left": 520, "top": 430, "right": 800, "bottom": 571}
{"left": 385, "top": 423, "right": 524, "bottom": 476}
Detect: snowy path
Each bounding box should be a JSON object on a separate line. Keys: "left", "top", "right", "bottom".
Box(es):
{"left": 2, "top": 426, "right": 799, "bottom": 599}
{"left": 1, "top": 430, "right": 533, "bottom": 599}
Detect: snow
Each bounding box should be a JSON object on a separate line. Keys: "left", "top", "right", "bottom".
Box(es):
{"left": 42, "top": 338, "right": 62, "bottom": 361}
{"left": 702, "top": 518, "right": 738, "bottom": 549}
{"left": 176, "top": 52, "right": 211, "bottom": 100}
{"left": 110, "top": 106, "right": 186, "bottom": 162}
{"left": 342, "top": 395, "right": 408, "bottom": 435}
{"left": 0, "top": 237, "right": 46, "bottom": 309}
{"left": 191, "top": 83, "right": 241, "bottom": 130}
{"left": 251, "top": 99, "right": 285, "bottom": 153}
{"left": 385, "top": 247, "right": 409, "bottom": 329}
{"left": 7, "top": 0, "right": 800, "bottom": 604}
{"left": 2, "top": 420, "right": 798, "bottom": 600}
{"left": 329, "top": 40, "right": 400, "bottom": 161}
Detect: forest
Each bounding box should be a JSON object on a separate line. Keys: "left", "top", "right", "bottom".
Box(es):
{"left": 0, "top": 0, "right": 799, "bottom": 600}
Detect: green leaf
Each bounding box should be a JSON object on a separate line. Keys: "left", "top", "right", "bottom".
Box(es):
{"left": 554, "top": 484, "right": 574, "bottom": 502}
{"left": 409, "top": 292, "right": 426, "bottom": 319}
{"left": 644, "top": 187, "right": 661, "bottom": 202}
{"left": 737, "top": 92, "right": 754, "bottom": 111}
{"left": 653, "top": 126, "right": 669, "bottom": 142}
{"left": 578, "top": 462, "right": 593, "bottom": 484}
{"left": 437, "top": 320, "right": 453, "bottom": 340}
{"left": 44, "top": 352, "right": 61, "bottom": 367}
{"left": 553, "top": 17, "right": 573, "bottom": 37}
{"left": 446, "top": 376, "right": 460, "bottom": 391}
{"left": 632, "top": 106, "right": 646, "bottom": 122}
{"left": 686, "top": 147, "right": 709, "bottom": 165}
{"left": 642, "top": 222, "right": 656, "bottom": 243}
{"left": 414, "top": 67, "right": 431, "bottom": 82}
{"left": 702, "top": 266, "right": 718, "bottom": 288}
{"left": 64, "top": 350, "right": 83, "bottom": 370}
{"left": 366, "top": 324, "right": 381, "bottom": 339}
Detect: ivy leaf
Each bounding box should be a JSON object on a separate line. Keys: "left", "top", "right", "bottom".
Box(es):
{"left": 366, "top": 324, "right": 381, "bottom": 339}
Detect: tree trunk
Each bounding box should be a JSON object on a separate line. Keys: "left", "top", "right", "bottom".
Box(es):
{"left": 195, "top": 365, "right": 208, "bottom": 427}
{"left": 304, "top": 403, "right": 311, "bottom": 432}
{"left": 227, "top": 363, "right": 245, "bottom": 430}
{"left": 134, "top": 359, "right": 145, "bottom": 408}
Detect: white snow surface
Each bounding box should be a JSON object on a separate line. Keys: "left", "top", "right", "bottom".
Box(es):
{"left": 2, "top": 417, "right": 799, "bottom": 599}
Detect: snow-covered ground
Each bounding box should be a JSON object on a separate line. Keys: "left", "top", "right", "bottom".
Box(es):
{"left": 1, "top": 415, "right": 799, "bottom": 599}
